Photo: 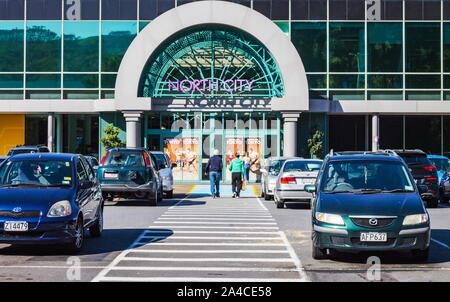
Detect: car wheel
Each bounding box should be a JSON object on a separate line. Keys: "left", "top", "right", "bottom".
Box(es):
{"left": 166, "top": 190, "right": 173, "bottom": 199}
{"left": 157, "top": 187, "right": 163, "bottom": 203}
{"left": 90, "top": 206, "right": 103, "bottom": 238}
{"left": 148, "top": 191, "right": 157, "bottom": 206}
{"left": 264, "top": 188, "right": 272, "bottom": 200}
{"left": 411, "top": 247, "right": 429, "bottom": 262}
{"left": 64, "top": 218, "right": 84, "bottom": 253}
{"left": 102, "top": 192, "right": 112, "bottom": 202}
{"left": 312, "top": 246, "right": 327, "bottom": 260}
{"left": 276, "top": 200, "right": 284, "bottom": 208}
{"left": 427, "top": 198, "right": 439, "bottom": 208}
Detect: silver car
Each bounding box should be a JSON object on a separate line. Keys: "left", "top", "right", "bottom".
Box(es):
{"left": 273, "top": 159, "right": 323, "bottom": 208}
{"left": 260, "top": 157, "right": 299, "bottom": 200}
{"left": 150, "top": 151, "right": 174, "bottom": 198}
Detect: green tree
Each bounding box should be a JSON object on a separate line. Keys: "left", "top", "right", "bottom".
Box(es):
{"left": 100, "top": 124, "right": 125, "bottom": 150}
{"left": 307, "top": 129, "right": 324, "bottom": 159}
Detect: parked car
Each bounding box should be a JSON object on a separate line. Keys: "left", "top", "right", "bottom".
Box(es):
{"left": 150, "top": 151, "right": 174, "bottom": 198}
{"left": 0, "top": 157, "right": 8, "bottom": 166}
{"left": 307, "top": 151, "right": 430, "bottom": 261}
{"left": 260, "top": 157, "right": 298, "bottom": 201}
{"left": 7, "top": 145, "right": 50, "bottom": 156}
{"left": 0, "top": 153, "right": 103, "bottom": 252}
{"left": 273, "top": 159, "right": 322, "bottom": 208}
{"left": 98, "top": 148, "right": 163, "bottom": 205}
{"left": 390, "top": 150, "right": 440, "bottom": 208}
{"left": 427, "top": 154, "right": 450, "bottom": 183}
{"left": 84, "top": 155, "right": 99, "bottom": 175}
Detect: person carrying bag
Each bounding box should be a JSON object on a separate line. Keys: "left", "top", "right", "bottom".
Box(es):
{"left": 228, "top": 152, "right": 244, "bottom": 198}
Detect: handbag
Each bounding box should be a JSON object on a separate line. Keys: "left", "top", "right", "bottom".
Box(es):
{"left": 241, "top": 180, "right": 247, "bottom": 191}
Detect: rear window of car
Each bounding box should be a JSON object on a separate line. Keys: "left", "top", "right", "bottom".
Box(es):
{"left": 283, "top": 161, "right": 322, "bottom": 172}
{"left": 104, "top": 151, "right": 145, "bottom": 167}
{"left": 153, "top": 153, "right": 169, "bottom": 168}
{"left": 398, "top": 153, "right": 431, "bottom": 165}
{"left": 8, "top": 149, "right": 37, "bottom": 156}
{"left": 269, "top": 160, "right": 286, "bottom": 175}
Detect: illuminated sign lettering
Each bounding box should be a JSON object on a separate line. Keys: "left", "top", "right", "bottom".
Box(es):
{"left": 167, "top": 79, "right": 255, "bottom": 95}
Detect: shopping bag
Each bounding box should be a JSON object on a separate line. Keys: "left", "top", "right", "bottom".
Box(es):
{"left": 241, "top": 180, "right": 247, "bottom": 191}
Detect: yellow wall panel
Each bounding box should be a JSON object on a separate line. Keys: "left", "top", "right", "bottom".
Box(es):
{"left": 0, "top": 114, "right": 25, "bottom": 156}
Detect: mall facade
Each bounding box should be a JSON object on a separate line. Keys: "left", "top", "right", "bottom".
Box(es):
{"left": 1, "top": 0, "right": 450, "bottom": 182}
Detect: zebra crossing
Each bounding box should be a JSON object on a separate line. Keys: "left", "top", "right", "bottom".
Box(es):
{"left": 92, "top": 185, "right": 308, "bottom": 282}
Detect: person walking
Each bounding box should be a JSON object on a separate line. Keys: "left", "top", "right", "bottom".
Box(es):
{"left": 205, "top": 149, "right": 223, "bottom": 198}
{"left": 228, "top": 152, "right": 244, "bottom": 198}
{"left": 243, "top": 152, "right": 251, "bottom": 183}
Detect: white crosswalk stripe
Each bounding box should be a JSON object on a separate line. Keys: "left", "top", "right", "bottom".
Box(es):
{"left": 92, "top": 185, "right": 308, "bottom": 282}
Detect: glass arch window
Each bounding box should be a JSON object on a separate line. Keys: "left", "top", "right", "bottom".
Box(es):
{"left": 139, "top": 25, "right": 284, "bottom": 99}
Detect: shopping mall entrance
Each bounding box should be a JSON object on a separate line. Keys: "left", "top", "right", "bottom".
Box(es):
{"left": 144, "top": 111, "right": 282, "bottom": 183}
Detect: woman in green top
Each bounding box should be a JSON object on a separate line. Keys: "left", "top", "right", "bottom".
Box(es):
{"left": 228, "top": 153, "right": 244, "bottom": 198}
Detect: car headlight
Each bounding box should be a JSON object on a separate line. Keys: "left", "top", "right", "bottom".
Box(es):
{"left": 403, "top": 214, "right": 428, "bottom": 226}
{"left": 315, "top": 212, "right": 345, "bottom": 226}
{"left": 47, "top": 200, "right": 72, "bottom": 218}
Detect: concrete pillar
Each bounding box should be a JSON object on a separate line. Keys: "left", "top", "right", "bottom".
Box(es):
{"left": 47, "top": 113, "right": 55, "bottom": 152}
{"left": 282, "top": 112, "right": 301, "bottom": 157}
{"left": 372, "top": 114, "right": 379, "bottom": 151}
{"left": 123, "top": 111, "right": 143, "bottom": 148}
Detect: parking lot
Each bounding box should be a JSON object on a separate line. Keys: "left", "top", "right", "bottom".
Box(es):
{"left": 0, "top": 184, "right": 447, "bottom": 282}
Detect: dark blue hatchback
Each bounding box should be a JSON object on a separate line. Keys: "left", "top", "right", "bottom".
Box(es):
{"left": 0, "top": 153, "right": 103, "bottom": 253}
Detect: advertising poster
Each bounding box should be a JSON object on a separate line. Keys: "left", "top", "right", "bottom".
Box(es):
{"left": 164, "top": 137, "right": 199, "bottom": 181}
{"left": 245, "top": 137, "right": 262, "bottom": 182}
{"left": 225, "top": 137, "right": 244, "bottom": 180}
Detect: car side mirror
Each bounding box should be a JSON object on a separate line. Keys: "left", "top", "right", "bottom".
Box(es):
{"left": 304, "top": 185, "right": 317, "bottom": 193}
{"left": 418, "top": 185, "right": 428, "bottom": 194}
{"left": 79, "top": 180, "right": 93, "bottom": 190}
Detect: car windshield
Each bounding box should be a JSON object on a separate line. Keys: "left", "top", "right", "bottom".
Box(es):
{"left": 104, "top": 150, "right": 145, "bottom": 167}
{"left": 8, "top": 149, "right": 36, "bottom": 156}
{"left": 429, "top": 158, "right": 449, "bottom": 172}
{"left": 0, "top": 160, "right": 74, "bottom": 187}
{"left": 320, "top": 160, "right": 414, "bottom": 193}
{"left": 283, "top": 161, "right": 322, "bottom": 172}
{"left": 268, "top": 160, "right": 286, "bottom": 175}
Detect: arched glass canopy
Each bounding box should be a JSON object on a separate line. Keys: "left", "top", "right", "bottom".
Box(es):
{"left": 139, "top": 25, "right": 284, "bottom": 99}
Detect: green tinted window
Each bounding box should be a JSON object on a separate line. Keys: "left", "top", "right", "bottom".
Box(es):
{"left": 0, "top": 22, "right": 23, "bottom": 72}
{"left": 406, "top": 75, "right": 441, "bottom": 89}
{"left": 101, "top": 21, "right": 137, "bottom": 72}
{"left": 368, "top": 75, "right": 403, "bottom": 89}
{"left": 329, "top": 74, "right": 364, "bottom": 89}
{"left": 329, "top": 22, "right": 365, "bottom": 72}
{"left": 444, "top": 23, "right": 450, "bottom": 72}
{"left": 64, "top": 21, "right": 99, "bottom": 72}
{"left": 367, "top": 22, "right": 402, "bottom": 72}
{"left": 291, "top": 22, "right": 326, "bottom": 72}
{"left": 26, "top": 74, "right": 60, "bottom": 89}
{"left": 101, "top": 74, "right": 116, "bottom": 88}
{"left": 406, "top": 22, "right": 440, "bottom": 72}
{"left": 0, "top": 74, "right": 23, "bottom": 89}
{"left": 307, "top": 74, "right": 326, "bottom": 89}
{"left": 26, "top": 22, "right": 61, "bottom": 72}
{"left": 63, "top": 74, "right": 99, "bottom": 89}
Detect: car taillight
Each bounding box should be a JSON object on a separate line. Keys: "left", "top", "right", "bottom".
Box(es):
{"left": 423, "top": 166, "right": 437, "bottom": 172}
{"left": 280, "top": 177, "right": 296, "bottom": 184}
{"left": 425, "top": 177, "right": 438, "bottom": 181}
{"left": 99, "top": 151, "right": 108, "bottom": 166}
{"left": 143, "top": 152, "right": 151, "bottom": 167}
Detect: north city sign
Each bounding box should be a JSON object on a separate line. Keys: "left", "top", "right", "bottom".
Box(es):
{"left": 167, "top": 79, "right": 256, "bottom": 95}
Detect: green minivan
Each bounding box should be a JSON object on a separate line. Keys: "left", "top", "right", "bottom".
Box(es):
{"left": 306, "top": 152, "right": 431, "bottom": 261}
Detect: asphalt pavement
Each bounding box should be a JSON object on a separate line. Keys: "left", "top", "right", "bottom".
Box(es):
{"left": 0, "top": 184, "right": 448, "bottom": 282}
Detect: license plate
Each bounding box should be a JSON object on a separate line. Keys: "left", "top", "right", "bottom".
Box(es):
{"left": 299, "top": 178, "right": 315, "bottom": 185}
{"left": 4, "top": 221, "right": 28, "bottom": 232}
{"left": 104, "top": 172, "right": 118, "bottom": 179}
{"left": 360, "top": 232, "right": 387, "bottom": 242}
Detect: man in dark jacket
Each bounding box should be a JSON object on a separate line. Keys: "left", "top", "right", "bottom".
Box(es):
{"left": 205, "top": 149, "right": 223, "bottom": 198}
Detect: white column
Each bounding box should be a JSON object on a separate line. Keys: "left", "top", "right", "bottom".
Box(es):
{"left": 47, "top": 113, "right": 55, "bottom": 152}
{"left": 372, "top": 114, "right": 379, "bottom": 151}
{"left": 123, "top": 111, "right": 143, "bottom": 148}
{"left": 282, "top": 112, "right": 301, "bottom": 157}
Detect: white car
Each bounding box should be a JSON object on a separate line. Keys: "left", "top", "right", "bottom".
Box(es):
{"left": 273, "top": 159, "right": 323, "bottom": 208}
{"left": 151, "top": 151, "right": 174, "bottom": 198}
{"left": 260, "top": 157, "right": 299, "bottom": 200}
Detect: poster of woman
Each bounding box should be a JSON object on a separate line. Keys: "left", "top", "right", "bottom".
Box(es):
{"left": 164, "top": 137, "right": 199, "bottom": 181}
